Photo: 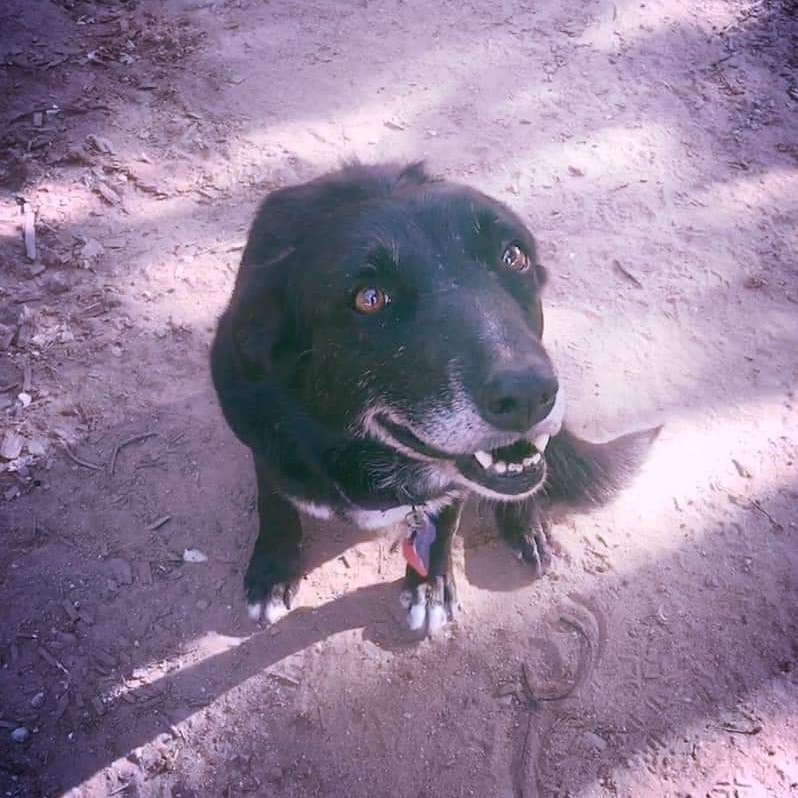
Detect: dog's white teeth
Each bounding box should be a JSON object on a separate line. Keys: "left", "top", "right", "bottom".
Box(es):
{"left": 493, "top": 460, "right": 507, "bottom": 474}
{"left": 508, "top": 462, "right": 524, "bottom": 473}
{"left": 532, "top": 433, "right": 551, "bottom": 453}
{"left": 474, "top": 450, "right": 493, "bottom": 469}
{"left": 530, "top": 451, "right": 542, "bottom": 465}
{"left": 522, "top": 456, "right": 534, "bottom": 467}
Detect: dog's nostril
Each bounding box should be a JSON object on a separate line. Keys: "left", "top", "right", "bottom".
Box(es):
{"left": 483, "top": 370, "right": 559, "bottom": 431}
{"left": 490, "top": 396, "right": 518, "bottom": 416}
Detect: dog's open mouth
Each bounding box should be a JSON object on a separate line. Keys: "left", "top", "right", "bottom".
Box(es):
{"left": 454, "top": 435, "right": 549, "bottom": 495}
{"left": 374, "top": 415, "right": 556, "bottom": 497}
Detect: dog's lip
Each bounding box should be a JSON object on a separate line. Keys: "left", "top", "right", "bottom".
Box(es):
{"left": 373, "top": 391, "right": 565, "bottom": 465}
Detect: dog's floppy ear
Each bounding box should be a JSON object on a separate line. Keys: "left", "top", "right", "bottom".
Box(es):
{"left": 230, "top": 162, "right": 435, "bottom": 380}
{"left": 230, "top": 258, "right": 296, "bottom": 382}
{"left": 229, "top": 183, "right": 316, "bottom": 381}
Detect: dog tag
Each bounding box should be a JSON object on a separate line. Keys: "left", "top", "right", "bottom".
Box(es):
{"left": 401, "top": 512, "right": 436, "bottom": 578}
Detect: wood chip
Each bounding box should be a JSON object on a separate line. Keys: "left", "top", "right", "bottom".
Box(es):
{"left": 22, "top": 203, "right": 37, "bottom": 261}
{"left": 61, "top": 599, "right": 80, "bottom": 622}
{"left": 146, "top": 515, "right": 171, "bottom": 531}
{"left": 95, "top": 181, "right": 122, "bottom": 205}
{"left": 37, "top": 646, "right": 69, "bottom": 675}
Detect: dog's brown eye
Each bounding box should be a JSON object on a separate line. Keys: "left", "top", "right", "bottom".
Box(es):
{"left": 354, "top": 286, "right": 388, "bottom": 314}
{"left": 501, "top": 243, "right": 529, "bottom": 273}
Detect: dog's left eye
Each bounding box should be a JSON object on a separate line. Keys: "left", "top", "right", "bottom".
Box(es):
{"left": 354, "top": 286, "right": 389, "bottom": 314}
{"left": 501, "top": 242, "right": 529, "bottom": 273}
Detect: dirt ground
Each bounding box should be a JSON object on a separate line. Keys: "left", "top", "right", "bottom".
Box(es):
{"left": 1, "top": 0, "right": 797, "bottom": 796}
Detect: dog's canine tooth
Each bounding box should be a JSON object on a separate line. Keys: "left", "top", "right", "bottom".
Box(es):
{"left": 530, "top": 451, "right": 542, "bottom": 465}
{"left": 508, "top": 462, "right": 523, "bottom": 473}
{"left": 532, "top": 433, "right": 550, "bottom": 452}
{"left": 494, "top": 460, "right": 508, "bottom": 474}
{"left": 474, "top": 450, "right": 493, "bottom": 469}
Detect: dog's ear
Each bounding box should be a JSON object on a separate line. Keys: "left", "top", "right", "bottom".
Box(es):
{"left": 241, "top": 162, "right": 433, "bottom": 271}
{"left": 230, "top": 163, "right": 435, "bottom": 379}
{"left": 230, "top": 261, "right": 296, "bottom": 382}
{"left": 543, "top": 424, "right": 661, "bottom": 508}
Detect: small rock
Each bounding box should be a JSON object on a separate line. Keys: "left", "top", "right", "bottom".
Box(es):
{"left": 17, "top": 392, "right": 32, "bottom": 408}
{"left": 30, "top": 691, "right": 46, "bottom": 708}
{"left": 86, "top": 133, "right": 115, "bottom": 154}
{"left": 582, "top": 731, "right": 608, "bottom": 751}
{"left": 183, "top": 548, "right": 208, "bottom": 563}
{"left": 196, "top": 598, "right": 210, "bottom": 611}
{"left": 44, "top": 272, "right": 71, "bottom": 294}
{"left": 26, "top": 437, "right": 47, "bottom": 456}
{"left": 108, "top": 558, "right": 134, "bottom": 585}
{"left": 81, "top": 238, "right": 105, "bottom": 259}
{"left": 11, "top": 726, "right": 30, "bottom": 743}
{"left": 1, "top": 431, "right": 24, "bottom": 460}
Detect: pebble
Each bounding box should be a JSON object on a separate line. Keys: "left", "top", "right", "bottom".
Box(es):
{"left": 11, "top": 726, "right": 30, "bottom": 743}
{"left": 0, "top": 431, "right": 24, "bottom": 460}
{"left": 582, "top": 731, "right": 608, "bottom": 751}
{"left": 44, "top": 272, "right": 71, "bottom": 294}
{"left": 30, "top": 691, "right": 46, "bottom": 708}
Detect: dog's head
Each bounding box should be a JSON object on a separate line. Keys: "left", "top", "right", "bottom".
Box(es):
{"left": 231, "top": 162, "right": 565, "bottom": 501}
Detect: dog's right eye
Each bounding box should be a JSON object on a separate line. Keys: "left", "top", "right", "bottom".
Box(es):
{"left": 353, "top": 286, "right": 388, "bottom": 315}
{"left": 501, "top": 242, "right": 530, "bottom": 273}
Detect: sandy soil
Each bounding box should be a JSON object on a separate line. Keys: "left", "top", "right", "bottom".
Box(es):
{"left": 1, "top": 0, "right": 797, "bottom": 796}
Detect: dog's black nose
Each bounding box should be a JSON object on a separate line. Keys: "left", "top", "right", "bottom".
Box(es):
{"left": 482, "top": 369, "right": 559, "bottom": 432}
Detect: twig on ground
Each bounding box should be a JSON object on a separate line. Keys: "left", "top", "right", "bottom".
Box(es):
{"left": 60, "top": 439, "right": 103, "bottom": 471}
{"left": 749, "top": 499, "right": 783, "bottom": 531}
{"left": 110, "top": 431, "right": 156, "bottom": 474}
{"left": 612, "top": 259, "right": 644, "bottom": 289}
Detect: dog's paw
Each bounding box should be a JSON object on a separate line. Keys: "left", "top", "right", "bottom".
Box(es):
{"left": 400, "top": 572, "right": 459, "bottom": 636}
{"left": 244, "top": 553, "right": 300, "bottom": 624}
{"left": 511, "top": 526, "right": 553, "bottom": 578}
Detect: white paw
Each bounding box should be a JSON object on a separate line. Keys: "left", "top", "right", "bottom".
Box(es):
{"left": 426, "top": 604, "right": 448, "bottom": 636}
{"left": 401, "top": 576, "right": 458, "bottom": 635}
{"left": 263, "top": 596, "right": 290, "bottom": 624}
{"left": 407, "top": 602, "right": 427, "bottom": 631}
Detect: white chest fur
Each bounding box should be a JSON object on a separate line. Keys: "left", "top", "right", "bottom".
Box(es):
{"left": 288, "top": 493, "right": 459, "bottom": 532}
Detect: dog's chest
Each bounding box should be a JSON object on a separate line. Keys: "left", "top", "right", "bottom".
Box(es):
{"left": 289, "top": 494, "right": 458, "bottom": 533}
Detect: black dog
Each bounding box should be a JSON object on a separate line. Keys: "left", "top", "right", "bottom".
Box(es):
{"left": 211, "top": 162, "right": 657, "bottom": 634}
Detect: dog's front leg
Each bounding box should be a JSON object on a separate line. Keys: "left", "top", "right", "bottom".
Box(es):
{"left": 495, "top": 499, "right": 553, "bottom": 578}
{"left": 244, "top": 455, "right": 303, "bottom": 623}
{"left": 400, "top": 499, "right": 464, "bottom": 635}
